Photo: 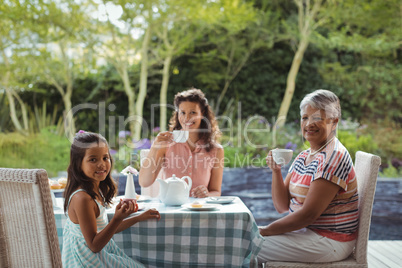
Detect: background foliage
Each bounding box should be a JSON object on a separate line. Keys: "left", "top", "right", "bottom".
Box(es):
{"left": 0, "top": 0, "right": 401, "bottom": 177}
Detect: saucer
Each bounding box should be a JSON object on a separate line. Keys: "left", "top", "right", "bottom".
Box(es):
{"left": 205, "top": 196, "right": 235, "bottom": 204}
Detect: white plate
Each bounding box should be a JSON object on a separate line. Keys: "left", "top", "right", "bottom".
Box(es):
{"left": 181, "top": 204, "right": 221, "bottom": 211}
{"left": 113, "top": 195, "right": 151, "bottom": 203}
{"left": 50, "top": 188, "right": 65, "bottom": 193}
{"left": 205, "top": 196, "right": 235, "bottom": 204}
{"left": 137, "top": 195, "right": 151, "bottom": 202}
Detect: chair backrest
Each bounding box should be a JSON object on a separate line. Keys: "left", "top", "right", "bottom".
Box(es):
{"left": 0, "top": 168, "right": 62, "bottom": 268}
{"left": 139, "top": 149, "right": 160, "bottom": 197}
{"left": 354, "top": 151, "right": 381, "bottom": 264}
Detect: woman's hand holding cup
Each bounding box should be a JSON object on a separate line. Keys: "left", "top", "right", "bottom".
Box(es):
{"left": 153, "top": 131, "right": 173, "bottom": 148}
{"left": 266, "top": 150, "right": 282, "bottom": 172}
{"left": 266, "top": 149, "right": 293, "bottom": 171}
{"left": 153, "top": 130, "right": 189, "bottom": 148}
{"left": 172, "top": 130, "right": 189, "bottom": 143}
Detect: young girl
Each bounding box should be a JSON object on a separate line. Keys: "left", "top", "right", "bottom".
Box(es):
{"left": 139, "top": 88, "right": 224, "bottom": 198}
{"left": 62, "top": 131, "right": 160, "bottom": 267}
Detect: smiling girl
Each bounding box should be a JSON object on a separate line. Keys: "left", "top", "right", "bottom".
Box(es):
{"left": 62, "top": 132, "right": 160, "bottom": 267}
{"left": 139, "top": 88, "right": 224, "bottom": 198}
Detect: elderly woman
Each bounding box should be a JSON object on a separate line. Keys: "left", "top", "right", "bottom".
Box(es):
{"left": 258, "top": 89, "right": 358, "bottom": 263}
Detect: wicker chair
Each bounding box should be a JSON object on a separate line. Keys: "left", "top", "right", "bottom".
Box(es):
{"left": 264, "top": 151, "right": 381, "bottom": 268}
{"left": 139, "top": 149, "right": 160, "bottom": 197}
{"left": 0, "top": 168, "right": 62, "bottom": 268}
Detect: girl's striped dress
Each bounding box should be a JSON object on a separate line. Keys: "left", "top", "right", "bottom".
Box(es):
{"left": 62, "top": 189, "right": 144, "bottom": 268}
{"left": 288, "top": 137, "right": 359, "bottom": 242}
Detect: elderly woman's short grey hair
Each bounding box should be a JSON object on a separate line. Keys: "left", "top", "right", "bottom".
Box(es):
{"left": 300, "top": 89, "right": 341, "bottom": 119}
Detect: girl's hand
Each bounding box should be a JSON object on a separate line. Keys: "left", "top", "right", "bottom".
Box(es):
{"left": 114, "top": 200, "right": 137, "bottom": 221}
{"left": 191, "top": 185, "right": 209, "bottom": 198}
{"left": 266, "top": 150, "right": 282, "bottom": 172}
{"left": 152, "top": 131, "right": 173, "bottom": 149}
{"left": 137, "top": 208, "right": 161, "bottom": 221}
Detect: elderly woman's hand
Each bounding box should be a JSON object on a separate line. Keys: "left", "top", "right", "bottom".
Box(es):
{"left": 266, "top": 150, "right": 282, "bottom": 172}
{"left": 258, "top": 226, "right": 271, "bottom": 237}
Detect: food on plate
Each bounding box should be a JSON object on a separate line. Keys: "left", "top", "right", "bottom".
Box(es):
{"left": 58, "top": 177, "right": 67, "bottom": 188}
{"left": 191, "top": 201, "right": 203, "bottom": 208}
{"left": 49, "top": 179, "right": 62, "bottom": 190}
{"left": 120, "top": 198, "right": 139, "bottom": 212}
{"left": 136, "top": 194, "right": 141, "bottom": 200}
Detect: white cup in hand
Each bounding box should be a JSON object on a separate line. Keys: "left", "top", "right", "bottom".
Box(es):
{"left": 272, "top": 149, "right": 293, "bottom": 165}
{"left": 172, "top": 130, "right": 189, "bottom": 143}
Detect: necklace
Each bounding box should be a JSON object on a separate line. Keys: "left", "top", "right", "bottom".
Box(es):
{"left": 309, "top": 137, "right": 335, "bottom": 157}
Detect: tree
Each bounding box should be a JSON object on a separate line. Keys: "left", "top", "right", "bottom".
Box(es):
{"left": 153, "top": 0, "right": 214, "bottom": 131}
{"left": 214, "top": 0, "right": 280, "bottom": 116}
{"left": 276, "top": 0, "right": 337, "bottom": 127}
{"left": 136, "top": 2, "right": 153, "bottom": 141}
{"left": 27, "top": 0, "right": 96, "bottom": 139}
{"left": 95, "top": 0, "right": 155, "bottom": 141}
{"left": 318, "top": 0, "right": 402, "bottom": 122}
{"left": 0, "top": 0, "right": 35, "bottom": 134}
{"left": 191, "top": 0, "right": 279, "bottom": 116}
{"left": 0, "top": 49, "right": 29, "bottom": 134}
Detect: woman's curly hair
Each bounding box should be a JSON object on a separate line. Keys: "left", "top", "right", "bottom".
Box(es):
{"left": 169, "top": 88, "right": 221, "bottom": 152}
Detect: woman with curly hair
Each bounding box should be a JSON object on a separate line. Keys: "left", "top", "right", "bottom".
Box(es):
{"left": 139, "top": 88, "right": 224, "bottom": 198}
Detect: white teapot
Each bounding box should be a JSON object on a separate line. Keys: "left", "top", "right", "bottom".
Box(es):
{"left": 156, "top": 174, "right": 192, "bottom": 206}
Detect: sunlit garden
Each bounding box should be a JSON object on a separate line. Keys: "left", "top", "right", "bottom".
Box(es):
{"left": 0, "top": 0, "right": 401, "bottom": 178}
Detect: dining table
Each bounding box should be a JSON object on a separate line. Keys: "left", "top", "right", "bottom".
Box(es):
{"left": 53, "top": 195, "right": 264, "bottom": 267}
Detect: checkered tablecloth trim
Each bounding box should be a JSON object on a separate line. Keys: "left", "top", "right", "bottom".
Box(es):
{"left": 56, "top": 214, "right": 67, "bottom": 252}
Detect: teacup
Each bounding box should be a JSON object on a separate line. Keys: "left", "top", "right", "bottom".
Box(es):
{"left": 272, "top": 149, "right": 293, "bottom": 165}
{"left": 172, "top": 130, "right": 189, "bottom": 143}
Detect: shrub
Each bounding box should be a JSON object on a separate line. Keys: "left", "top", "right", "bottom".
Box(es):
{"left": 379, "top": 162, "right": 402, "bottom": 178}
{"left": 337, "top": 130, "right": 378, "bottom": 162}
{"left": 367, "top": 122, "right": 402, "bottom": 164}
{"left": 1, "top": 118, "right": 399, "bottom": 177}
{"left": 221, "top": 118, "right": 304, "bottom": 167}
{"left": 0, "top": 127, "right": 70, "bottom": 177}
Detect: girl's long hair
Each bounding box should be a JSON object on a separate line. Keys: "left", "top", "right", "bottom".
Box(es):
{"left": 64, "top": 132, "right": 117, "bottom": 213}
{"left": 169, "top": 88, "right": 221, "bottom": 152}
